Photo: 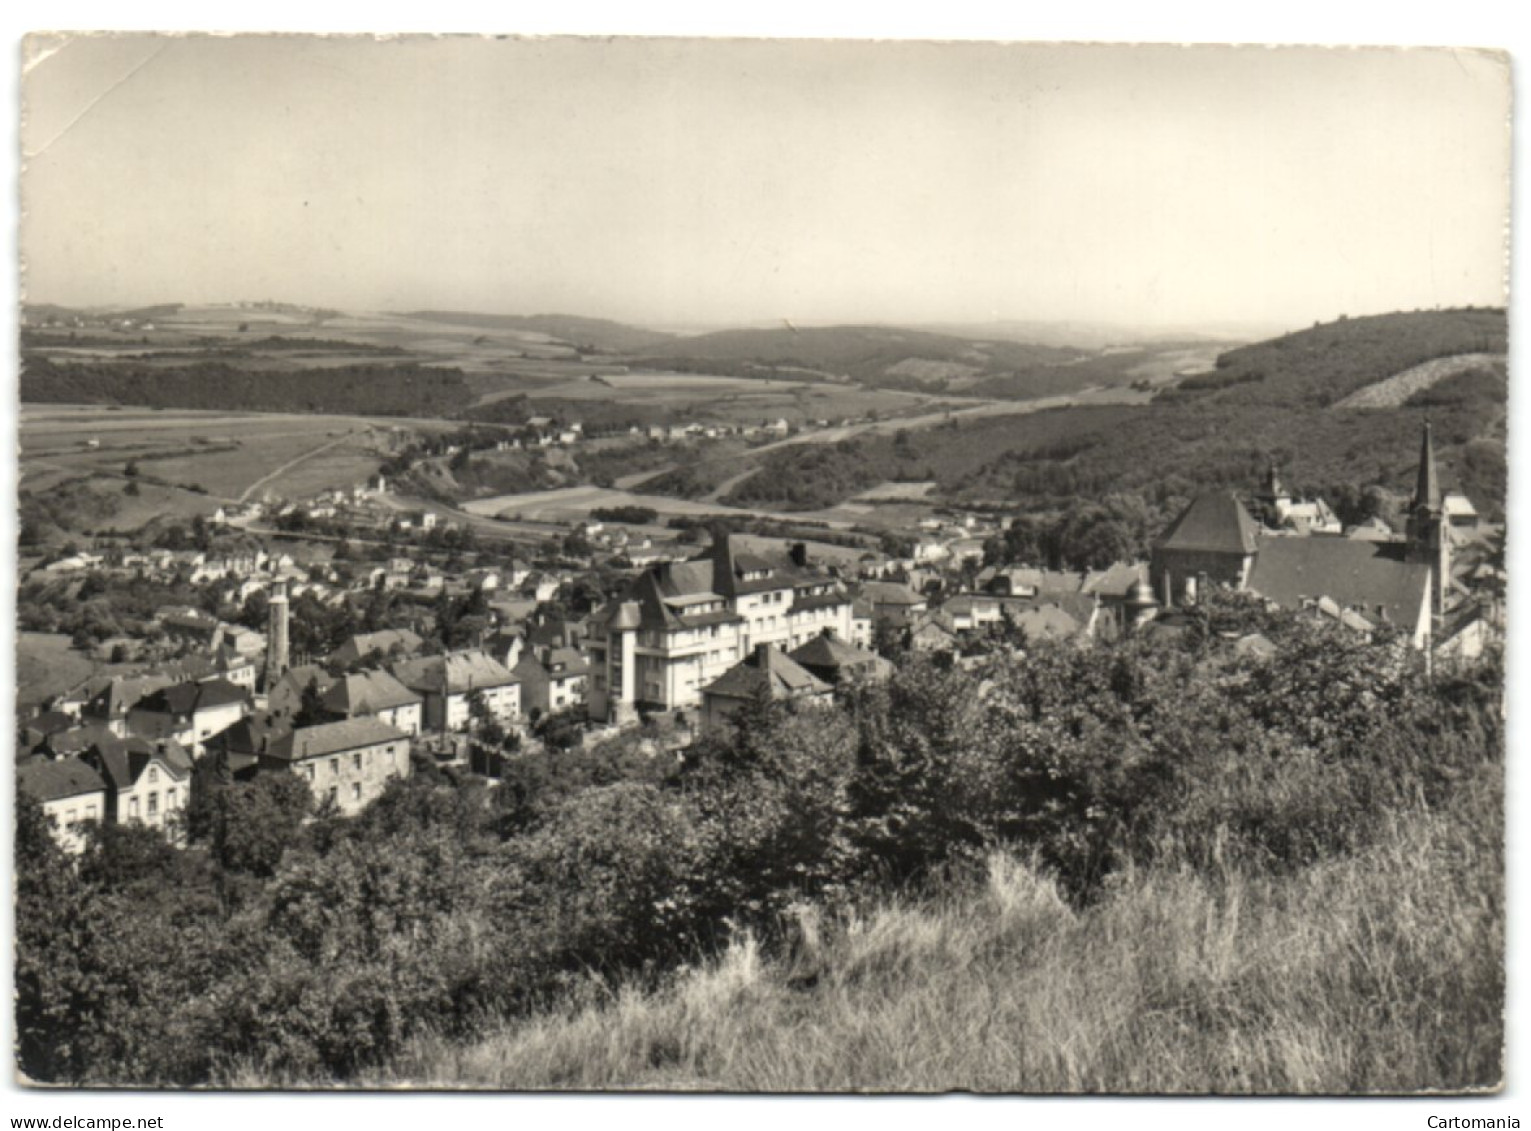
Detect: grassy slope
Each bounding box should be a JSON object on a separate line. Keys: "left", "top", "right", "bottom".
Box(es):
{"left": 370, "top": 764, "right": 1501, "bottom": 1094}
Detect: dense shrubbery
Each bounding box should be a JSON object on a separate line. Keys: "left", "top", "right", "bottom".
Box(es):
{"left": 15, "top": 593, "right": 1502, "bottom": 1085}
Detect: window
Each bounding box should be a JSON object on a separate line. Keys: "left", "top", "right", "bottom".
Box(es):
{"left": 147, "top": 767, "right": 158, "bottom": 784}
{"left": 330, "top": 758, "right": 339, "bottom": 776}
{"left": 351, "top": 783, "right": 362, "bottom": 802}
{"left": 128, "top": 797, "right": 140, "bottom": 820}
{"left": 148, "top": 793, "right": 158, "bottom": 818}
{"left": 386, "top": 745, "right": 396, "bottom": 763}
{"left": 65, "top": 807, "right": 78, "bottom": 827}
{"left": 305, "top": 764, "right": 315, "bottom": 781}
{"left": 164, "top": 788, "right": 176, "bottom": 810}
{"left": 352, "top": 752, "right": 363, "bottom": 772}
{"left": 85, "top": 803, "right": 97, "bottom": 820}
{"left": 328, "top": 786, "right": 338, "bottom": 804}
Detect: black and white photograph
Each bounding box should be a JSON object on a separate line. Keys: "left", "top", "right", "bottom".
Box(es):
{"left": 6, "top": 16, "right": 1516, "bottom": 1114}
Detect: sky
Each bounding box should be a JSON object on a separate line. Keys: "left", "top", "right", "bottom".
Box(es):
{"left": 19, "top": 35, "right": 1510, "bottom": 332}
{"left": 2, "top": 10, "right": 1529, "bottom": 1131}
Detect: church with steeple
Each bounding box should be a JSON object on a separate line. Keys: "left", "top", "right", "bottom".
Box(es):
{"left": 1404, "top": 420, "right": 1451, "bottom": 619}
{"left": 1150, "top": 421, "right": 1453, "bottom": 648}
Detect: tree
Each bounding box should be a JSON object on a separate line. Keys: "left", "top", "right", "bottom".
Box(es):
{"left": 207, "top": 771, "right": 314, "bottom": 878}
{"left": 295, "top": 676, "right": 328, "bottom": 727}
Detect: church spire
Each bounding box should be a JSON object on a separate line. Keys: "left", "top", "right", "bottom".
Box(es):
{"left": 1413, "top": 419, "right": 1441, "bottom": 513}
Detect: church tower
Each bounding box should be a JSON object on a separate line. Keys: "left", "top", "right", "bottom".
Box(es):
{"left": 1255, "top": 461, "right": 1291, "bottom": 526}
{"left": 1405, "top": 420, "right": 1450, "bottom": 617}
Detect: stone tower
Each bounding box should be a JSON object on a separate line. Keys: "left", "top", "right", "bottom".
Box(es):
{"left": 1405, "top": 420, "right": 1450, "bottom": 618}
{"left": 266, "top": 578, "right": 291, "bottom": 689}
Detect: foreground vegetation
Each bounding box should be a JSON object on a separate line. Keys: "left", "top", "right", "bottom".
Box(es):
{"left": 16, "top": 594, "right": 1503, "bottom": 1090}
{"left": 384, "top": 781, "right": 1500, "bottom": 1092}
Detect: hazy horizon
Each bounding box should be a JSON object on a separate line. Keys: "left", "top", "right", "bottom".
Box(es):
{"left": 21, "top": 36, "right": 1509, "bottom": 332}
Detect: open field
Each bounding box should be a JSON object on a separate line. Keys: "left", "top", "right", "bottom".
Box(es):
{"left": 851, "top": 481, "right": 938, "bottom": 501}
{"left": 21, "top": 408, "right": 387, "bottom": 500}
{"left": 1124, "top": 343, "right": 1224, "bottom": 383}
{"left": 446, "top": 483, "right": 913, "bottom": 545}
{"left": 460, "top": 485, "right": 855, "bottom": 529}
{"left": 18, "top": 406, "right": 461, "bottom": 531}
{"left": 15, "top": 632, "right": 137, "bottom": 713}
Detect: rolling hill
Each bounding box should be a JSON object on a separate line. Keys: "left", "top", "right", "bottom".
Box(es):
{"left": 1162, "top": 307, "right": 1507, "bottom": 408}
{"left": 631, "top": 324, "right": 1091, "bottom": 394}
{"left": 637, "top": 309, "right": 1508, "bottom": 522}
{"left": 398, "top": 311, "right": 676, "bottom": 354}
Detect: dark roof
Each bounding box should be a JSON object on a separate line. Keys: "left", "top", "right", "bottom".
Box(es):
{"left": 1156, "top": 493, "right": 1261, "bottom": 555}
{"left": 791, "top": 588, "right": 852, "bottom": 613}
{"left": 87, "top": 674, "right": 173, "bottom": 720}
{"left": 331, "top": 628, "right": 424, "bottom": 664}
{"left": 703, "top": 646, "right": 831, "bottom": 702}
{"left": 788, "top": 633, "right": 890, "bottom": 680}
{"left": 1246, "top": 535, "right": 1431, "bottom": 629}
{"left": 134, "top": 678, "right": 249, "bottom": 719}
{"left": 44, "top": 722, "right": 119, "bottom": 758}
{"left": 83, "top": 734, "right": 193, "bottom": 791}
{"left": 205, "top": 713, "right": 293, "bottom": 757}
{"left": 1413, "top": 421, "right": 1442, "bottom": 511}
{"left": 274, "top": 664, "right": 335, "bottom": 701}
{"left": 544, "top": 647, "right": 591, "bottom": 677}
{"left": 18, "top": 756, "right": 107, "bottom": 803}
{"left": 860, "top": 581, "right": 925, "bottom": 607}
{"left": 24, "top": 711, "right": 75, "bottom": 738}
{"left": 392, "top": 650, "right": 518, "bottom": 695}
{"left": 596, "top": 534, "right": 834, "bottom": 632}
{"left": 322, "top": 670, "right": 422, "bottom": 716}
{"left": 1082, "top": 562, "right": 1149, "bottom": 600}
{"left": 265, "top": 717, "right": 409, "bottom": 762}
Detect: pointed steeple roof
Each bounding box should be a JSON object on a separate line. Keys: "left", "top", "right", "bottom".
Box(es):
{"left": 1260, "top": 461, "right": 1285, "bottom": 500}
{"left": 1156, "top": 492, "right": 1260, "bottom": 555}
{"left": 1413, "top": 419, "right": 1442, "bottom": 512}
{"left": 632, "top": 568, "right": 685, "bottom": 629}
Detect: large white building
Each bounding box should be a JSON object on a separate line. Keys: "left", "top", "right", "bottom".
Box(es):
{"left": 586, "top": 536, "right": 855, "bottom": 723}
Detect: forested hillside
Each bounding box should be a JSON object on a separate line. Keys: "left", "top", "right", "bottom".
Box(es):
{"left": 692, "top": 309, "right": 1508, "bottom": 524}
{"left": 1164, "top": 307, "right": 1506, "bottom": 407}
{"left": 20, "top": 358, "right": 478, "bottom": 417}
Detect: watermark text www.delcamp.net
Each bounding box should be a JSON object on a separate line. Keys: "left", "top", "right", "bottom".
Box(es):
{"left": 10, "top": 1118, "right": 164, "bottom": 1129}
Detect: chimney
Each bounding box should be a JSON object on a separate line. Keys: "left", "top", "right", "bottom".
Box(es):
{"left": 266, "top": 578, "right": 291, "bottom": 690}
{"left": 790, "top": 543, "right": 809, "bottom": 569}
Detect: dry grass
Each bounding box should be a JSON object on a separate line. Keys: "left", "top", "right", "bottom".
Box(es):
{"left": 371, "top": 766, "right": 1502, "bottom": 1094}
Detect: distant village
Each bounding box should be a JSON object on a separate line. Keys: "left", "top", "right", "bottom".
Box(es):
{"left": 18, "top": 421, "right": 1503, "bottom": 855}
